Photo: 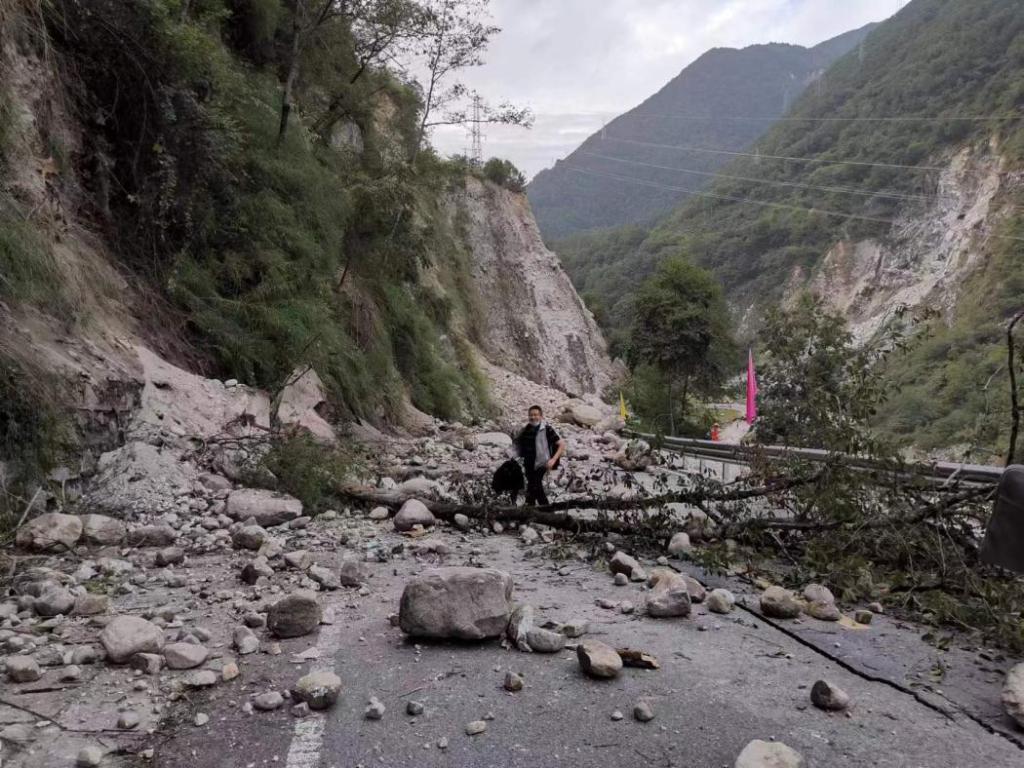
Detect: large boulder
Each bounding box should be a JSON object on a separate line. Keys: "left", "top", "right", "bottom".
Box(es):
{"left": 80, "top": 514, "right": 127, "bottom": 545}
{"left": 226, "top": 489, "right": 303, "bottom": 528}
{"left": 734, "top": 740, "right": 804, "bottom": 768}
{"left": 16, "top": 513, "right": 82, "bottom": 551}
{"left": 393, "top": 499, "right": 436, "bottom": 532}
{"left": 399, "top": 567, "right": 513, "bottom": 640}
{"left": 294, "top": 671, "right": 342, "bottom": 710}
{"left": 33, "top": 586, "right": 76, "bottom": 617}
{"left": 646, "top": 570, "right": 691, "bottom": 618}
{"left": 100, "top": 616, "right": 165, "bottom": 663}
{"left": 126, "top": 524, "right": 176, "bottom": 548}
{"left": 267, "top": 591, "right": 322, "bottom": 638}
{"left": 1003, "top": 662, "right": 1024, "bottom": 729}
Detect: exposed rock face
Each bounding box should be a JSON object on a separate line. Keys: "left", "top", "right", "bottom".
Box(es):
{"left": 275, "top": 368, "right": 336, "bottom": 443}
{"left": 450, "top": 177, "right": 618, "bottom": 396}
{"left": 781, "top": 145, "right": 1008, "bottom": 344}
{"left": 399, "top": 567, "right": 513, "bottom": 640}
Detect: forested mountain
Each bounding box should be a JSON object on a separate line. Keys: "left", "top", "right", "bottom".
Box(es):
{"left": 556, "top": 0, "right": 1024, "bottom": 456}
{"left": 525, "top": 24, "right": 875, "bottom": 240}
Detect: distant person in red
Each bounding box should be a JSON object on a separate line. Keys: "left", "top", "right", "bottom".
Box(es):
{"left": 514, "top": 405, "right": 566, "bottom": 506}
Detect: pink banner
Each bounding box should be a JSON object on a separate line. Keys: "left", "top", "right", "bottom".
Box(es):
{"left": 746, "top": 349, "right": 758, "bottom": 424}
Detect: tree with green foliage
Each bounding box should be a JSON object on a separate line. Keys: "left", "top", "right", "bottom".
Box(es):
{"left": 482, "top": 157, "right": 525, "bottom": 192}
{"left": 627, "top": 257, "right": 735, "bottom": 434}
{"left": 755, "top": 293, "right": 894, "bottom": 453}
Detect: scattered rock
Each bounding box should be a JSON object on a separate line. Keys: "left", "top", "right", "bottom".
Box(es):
{"left": 633, "top": 700, "right": 655, "bottom": 722}
{"left": 475, "top": 432, "right": 513, "bottom": 448}
{"left": 80, "top": 514, "right": 127, "bottom": 545}
{"left": 867, "top": 601, "right": 884, "bottom": 614}
{"left": 232, "top": 525, "right": 267, "bottom": 551}
{"left": 707, "top": 588, "right": 735, "bottom": 614}
{"left": 681, "top": 573, "right": 706, "bottom": 603}
{"left": 226, "top": 489, "right": 303, "bottom": 528}
{"left": 503, "top": 671, "right": 523, "bottom": 692}
{"left": 806, "top": 600, "right": 841, "bottom": 622}
{"left": 241, "top": 557, "right": 275, "bottom": 584}
{"left": 854, "top": 609, "right": 874, "bottom": 625}
{"left": 576, "top": 640, "right": 622, "bottom": 679}
{"left": 364, "top": 696, "right": 386, "bottom": 719}
{"left": 5, "top": 655, "right": 42, "bottom": 682}
{"left": 195, "top": 712, "right": 210, "bottom": 726}
{"left": 184, "top": 670, "right": 218, "bottom": 688}
{"left": 760, "top": 586, "right": 802, "bottom": 619}
{"left": 126, "top": 524, "right": 177, "bottom": 547}
{"left": 526, "top": 627, "right": 566, "bottom": 653}
{"left": 465, "top": 720, "right": 487, "bottom": 736}
{"left": 646, "top": 570, "right": 691, "bottom": 618}
{"left": 77, "top": 746, "right": 105, "bottom": 767}
{"left": 453, "top": 513, "right": 470, "bottom": 530}
{"left": 73, "top": 593, "right": 109, "bottom": 617}
{"left": 506, "top": 604, "right": 534, "bottom": 652}
{"left": 100, "top": 616, "right": 166, "bottom": 663}
{"left": 610, "top": 710, "right": 624, "bottom": 721}
{"left": 394, "top": 499, "right": 436, "bottom": 531}
{"left": 399, "top": 567, "right": 512, "bottom": 640}
{"left": 609, "top": 551, "right": 642, "bottom": 580}
{"left": 163, "top": 643, "right": 209, "bottom": 670}
{"left": 117, "top": 710, "right": 140, "bottom": 729}
{"left": 734, "top": 739, "right": 804, "bottom": 768}
{"left": 294, "top": 671, "right": 342, "bottom": 710}
{"left": 309, "top": 564, "right": 341, "bottom": 591}
{"left": 16, "top": 513, "right": 82, "bottom": 551}
{"left": 338, "top": 557, "right": 367, "bottom": 588}
{"left": 802, "top": 584, "right": 835, "bottom": 605}
{"left": 254, "top": 691, "right": 285, "bottom": 711}
{"left": 558, "top": 619, "right": 589, "bottom": 638}
{"left": 369, "top": 506, "right": 389, "bottom": 520}
{"left": 155, "top": 546, "right": 185, "bottom": 566}
{"left": 33, "top": 585, "right": 76, "bottom": 617}
{"left": 613, "top": 572, "right": 629, "bottom": 586}
{"left": 267, "top": 591, "right": 322, "bottom": 638}
{"left": 1001, "top": 662, "right": 1024, "bottom": 728}
{"left": 129, "top": 653, "right": 163, "bottom": 675}
{"left": 667, "top": 532, "right": 692, "bottom": 557}
{"left": 406, "top": 700, "right": 425, "bottom": 716}
{"left": 811, "top": 679, "right": 850, "bottom": 711}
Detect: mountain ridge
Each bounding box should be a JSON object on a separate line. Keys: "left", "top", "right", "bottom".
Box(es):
{"left": 526, "top": 23, "right": 877, "bottom": 240}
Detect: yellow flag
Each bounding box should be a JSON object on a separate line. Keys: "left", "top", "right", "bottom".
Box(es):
{"left": 619, "top": 392, "right": 628, "bottom": 420}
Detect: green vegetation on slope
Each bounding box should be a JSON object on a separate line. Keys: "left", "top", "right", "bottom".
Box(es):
{"left": 33, "top": 0, "right": 491, "bottom": 423}
{"left": 554, "top": 0, "right": 1024, "bottom": 455}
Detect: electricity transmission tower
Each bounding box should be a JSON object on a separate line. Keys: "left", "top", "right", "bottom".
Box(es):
{"left": 470, "top": 94, "right": 484, "bottom": 167}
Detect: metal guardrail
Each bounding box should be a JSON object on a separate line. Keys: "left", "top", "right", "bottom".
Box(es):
{"left": 625, "top": 431, "right": 1005, "bottom": 486}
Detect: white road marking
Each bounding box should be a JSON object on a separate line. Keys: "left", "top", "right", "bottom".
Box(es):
{"left": 284, "top": 613, "right": 345, "bottom": 768}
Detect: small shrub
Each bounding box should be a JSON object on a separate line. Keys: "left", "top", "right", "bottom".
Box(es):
{"left": 258, "top": 433, "right": 358, "bottom": 512}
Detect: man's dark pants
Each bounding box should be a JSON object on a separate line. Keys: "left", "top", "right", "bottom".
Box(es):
{"left": 525, "top": 464, "right": 549, "bottom": 506}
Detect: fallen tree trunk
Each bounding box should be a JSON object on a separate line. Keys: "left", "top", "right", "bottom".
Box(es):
{"left": 337, "top": 475, "right": 814, "bottom": 536}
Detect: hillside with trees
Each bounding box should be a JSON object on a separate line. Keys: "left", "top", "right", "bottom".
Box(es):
{"left": 553, "top": 0, "right": 1024, "bottom": 458}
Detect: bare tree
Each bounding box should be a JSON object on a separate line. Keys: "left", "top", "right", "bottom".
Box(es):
{"left": 409, "top": 0, "right": 531, "bottom": 162}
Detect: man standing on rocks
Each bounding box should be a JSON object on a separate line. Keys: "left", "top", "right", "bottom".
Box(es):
{"left": 514, "top": 405, "right": 565, "bottom": 506}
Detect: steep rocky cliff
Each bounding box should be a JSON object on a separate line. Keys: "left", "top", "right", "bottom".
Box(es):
{"left": 450, "top": 177, "right": 618, "bottom": 397}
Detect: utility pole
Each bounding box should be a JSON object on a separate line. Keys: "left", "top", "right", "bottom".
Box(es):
{"left": 470, "top": 94, "right": 484, "bottom": 168}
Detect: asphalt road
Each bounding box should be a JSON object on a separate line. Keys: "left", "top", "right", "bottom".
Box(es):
{"left": 154, "top": 523, "right": 1024, "bottom": 768}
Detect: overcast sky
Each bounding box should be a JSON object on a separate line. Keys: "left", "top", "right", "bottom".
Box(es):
{"left": 428, "top": 0, "right": 902, "bottom": 179}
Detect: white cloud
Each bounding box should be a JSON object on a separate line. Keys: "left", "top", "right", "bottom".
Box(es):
{"left": 425, "top": 0, "right": 897, "bottom": 179}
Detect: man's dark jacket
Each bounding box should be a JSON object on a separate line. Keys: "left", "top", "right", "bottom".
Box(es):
{"left": 516, "top": 423, "right": 562, "bottom": 470}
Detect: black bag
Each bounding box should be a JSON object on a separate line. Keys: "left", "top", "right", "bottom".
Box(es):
{"left": 492, "top": 459, "right": 525, "bottom": 502}
{"left": 981, "top": 464, "right": 1024, "bottom": 573}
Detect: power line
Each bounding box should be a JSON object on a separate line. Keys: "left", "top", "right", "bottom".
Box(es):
{"left": 628, "top": 112, "right": 1024, "bottom": 124}
{"left": 564, "top": 164, "right": 1024, "bottom": 243}
{"left": 578, "top": 151, "right": 948, "bottom": 206}
{"left": 600, "top": 135, "right": 947, "bottom": 173}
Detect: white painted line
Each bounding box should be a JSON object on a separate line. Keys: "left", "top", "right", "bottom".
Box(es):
{"left": 284, "top": 612, "right": 345, "bottom": 768}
